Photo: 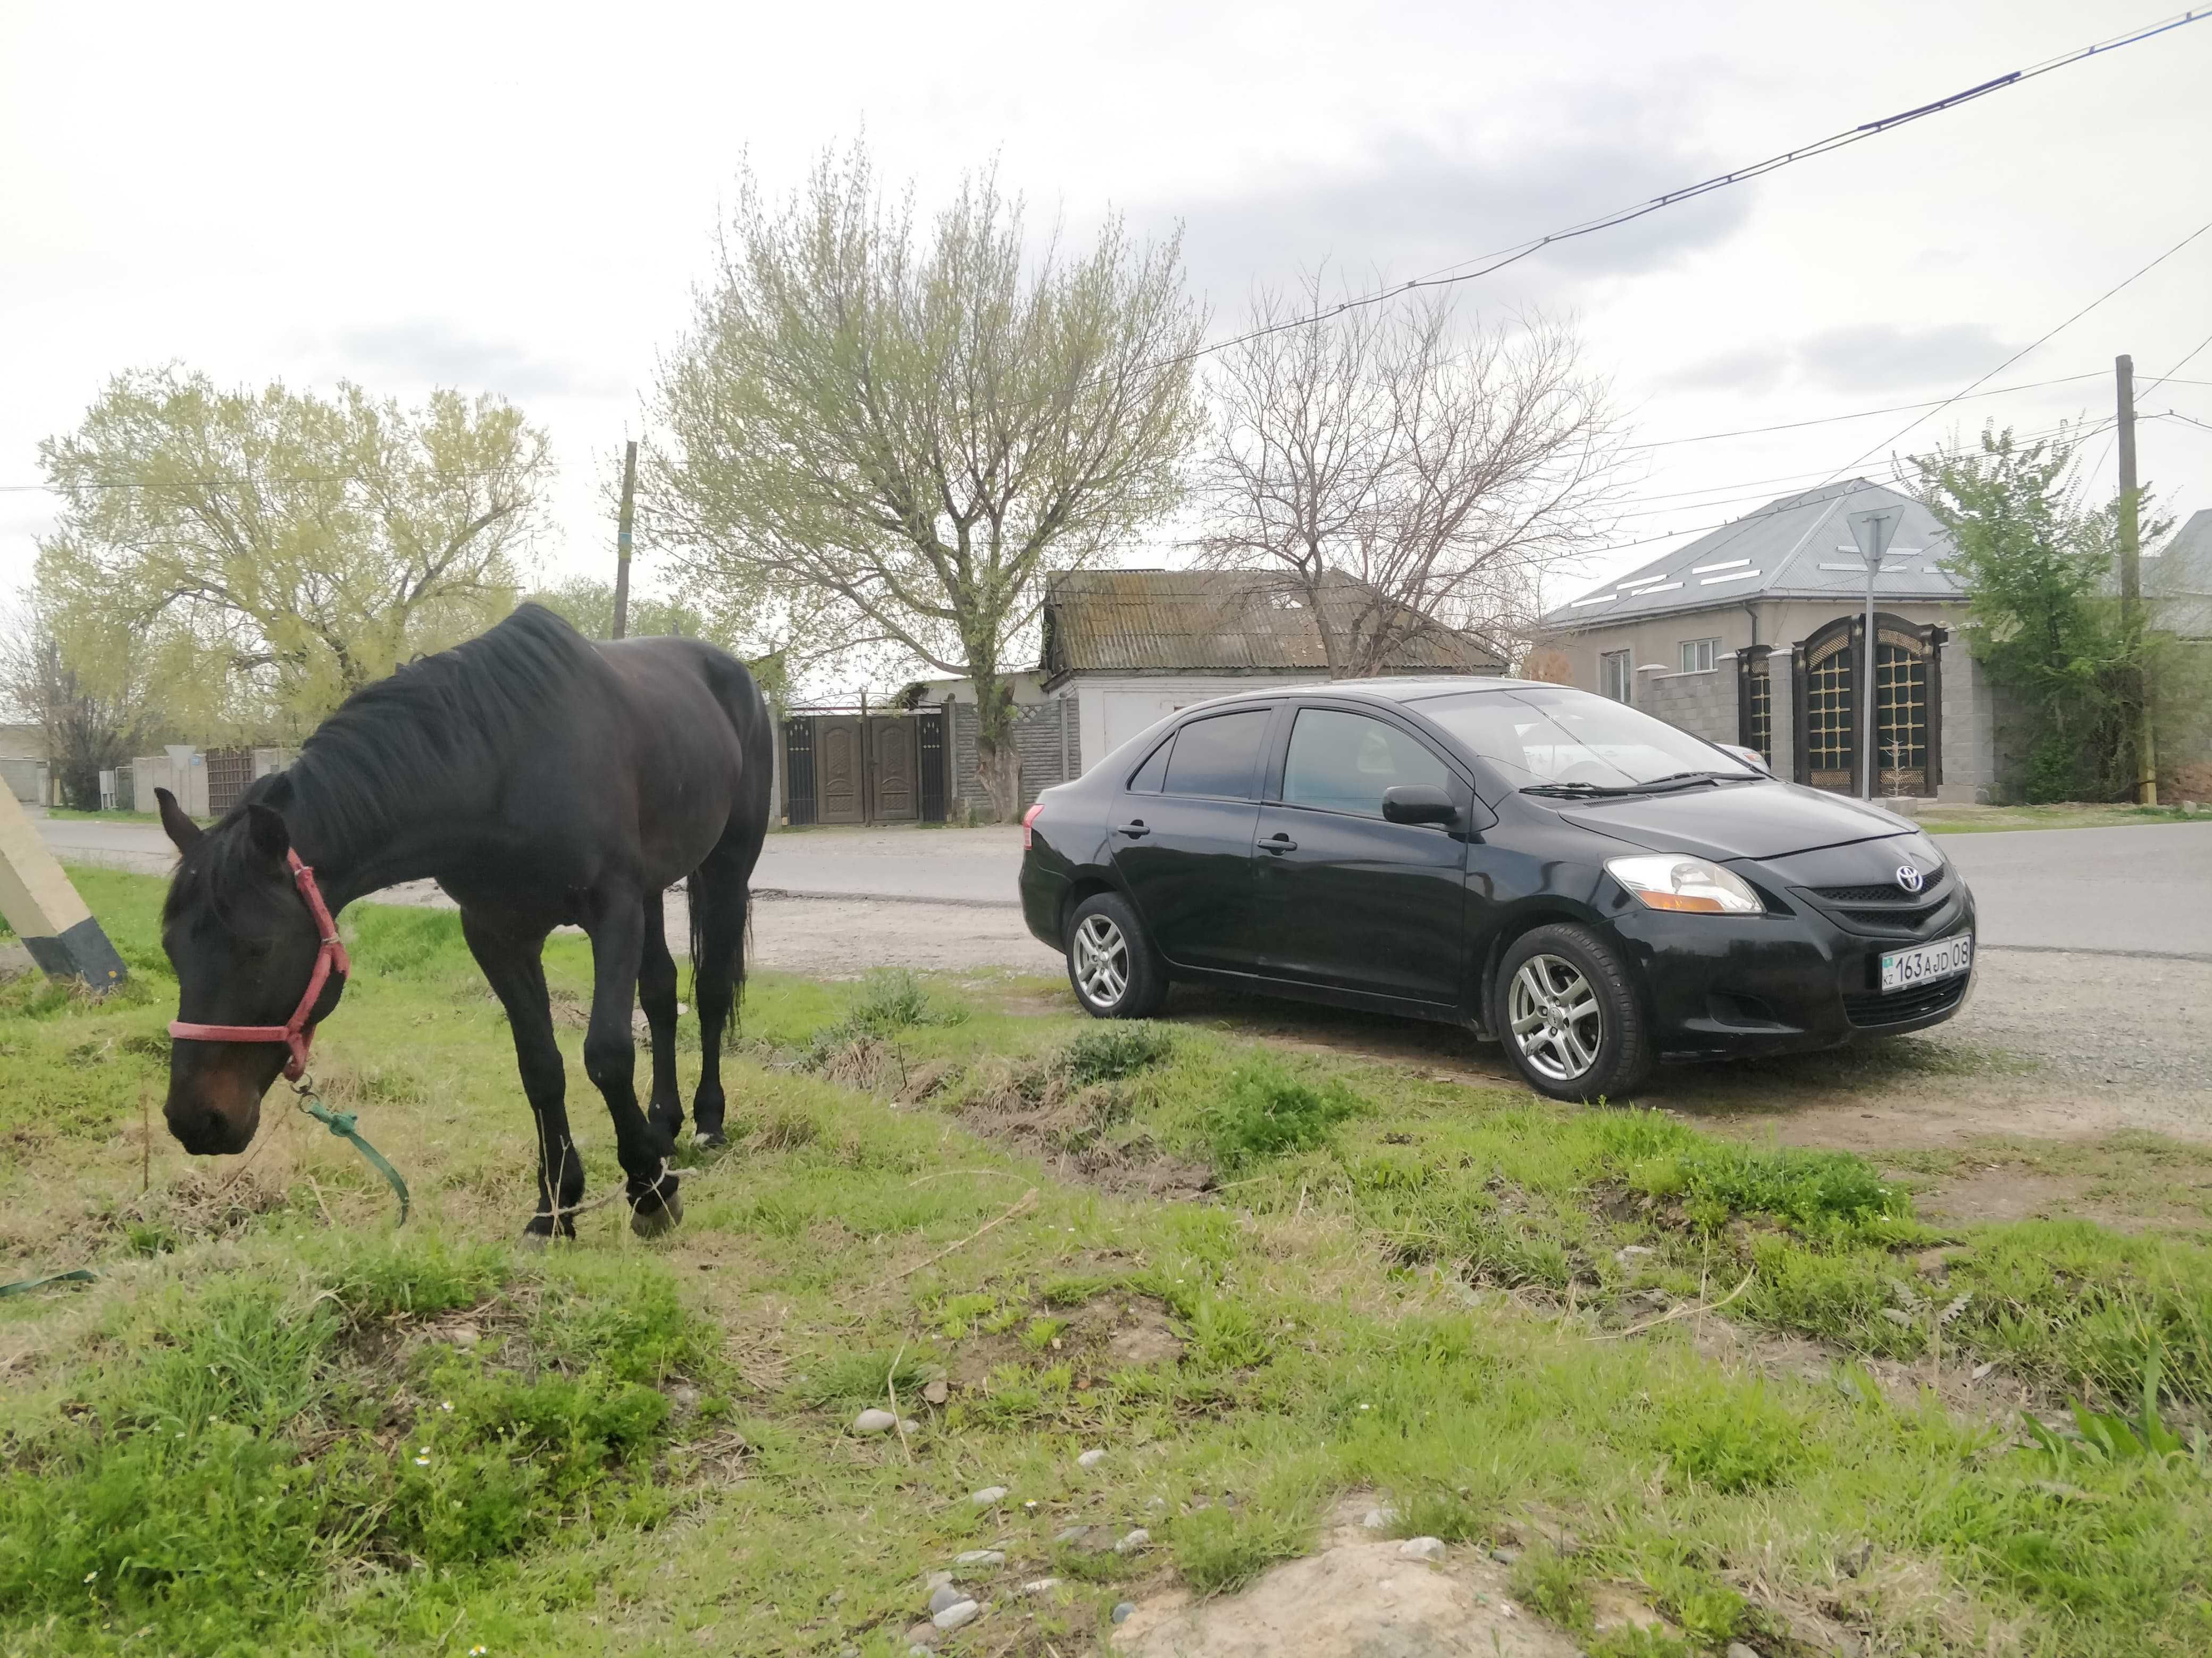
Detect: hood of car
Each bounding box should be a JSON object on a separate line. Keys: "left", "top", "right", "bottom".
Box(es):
{"left": 1560, "top": 781, "right": 1918, "bottom": 862}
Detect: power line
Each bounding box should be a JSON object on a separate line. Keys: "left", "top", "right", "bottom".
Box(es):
{"left": 1621, "top": 371, "right": 2111, "bottom": 452}
{"left": 2141, "top": 332, "right": 2212, "bottom": 395}
{"left": 1817, "top": 211, "right": 2212, "bottom": 483}
{"left": 1139, "top": 6, "right": 2210, "bottom": 380}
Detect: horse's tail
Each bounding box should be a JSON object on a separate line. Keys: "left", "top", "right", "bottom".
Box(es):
{"left": 691, "top": 643, "right": 774, "bottom": 1033}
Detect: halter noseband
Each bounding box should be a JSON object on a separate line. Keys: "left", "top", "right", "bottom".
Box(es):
{"left": 169, "top": 848, "right": 350, "bottom": 1082}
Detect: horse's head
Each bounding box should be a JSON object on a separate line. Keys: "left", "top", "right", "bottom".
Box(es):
{"left": 156, "top": 787, "right": 346, "bottom": 1155}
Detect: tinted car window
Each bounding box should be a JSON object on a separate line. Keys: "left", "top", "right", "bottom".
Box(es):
{"left": 1161, "top": 710, "right": 1269, "bottom": 799}
{"left": 1126, "top": 735, "right": 1172, "bottom": 793}
{"left": 1413, "top": 686, "right": 1757, "bottom": 788}
{"left": 1282, "top": 709, "right": 1450, "bottom": 817}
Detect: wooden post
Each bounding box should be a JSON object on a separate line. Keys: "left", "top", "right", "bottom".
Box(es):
{"left": 2115, "top": 355, "right": 2157, "bottom": 803}
{"left": 611, "top": 440, "right": 638, "bottom": 641}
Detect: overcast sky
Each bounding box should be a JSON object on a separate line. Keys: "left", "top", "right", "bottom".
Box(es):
{"left": 5, "top": 0, "right": 2209, "bottom": 642}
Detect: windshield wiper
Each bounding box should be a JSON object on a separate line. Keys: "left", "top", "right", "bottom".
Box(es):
{"left": 1521, "top": 770, "right": 1756, "bottom": 801}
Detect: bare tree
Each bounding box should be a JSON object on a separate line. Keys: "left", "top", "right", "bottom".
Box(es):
{"left": 1199, "top": 279, "right": 1620, "bottom": 677}
{"left": 641, "top": 141, "right": 1206, "bottom": 818}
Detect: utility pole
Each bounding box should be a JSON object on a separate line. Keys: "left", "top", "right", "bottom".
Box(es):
{"left": 2115, "top": 355, "right": 2157, "bottom": 803}
{"left": 611, "top": 440, "right": 638, "bottom": 641}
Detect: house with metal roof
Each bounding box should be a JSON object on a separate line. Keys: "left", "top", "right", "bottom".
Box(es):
{"left": 1540, "top": 478, "right": 1998, "bottom": 801}
{"left": 2149, "top": 508, "right": 2212, "bottom": 642}
{"left": 1041, "top": 568, "right": 1504, "bottom": 770}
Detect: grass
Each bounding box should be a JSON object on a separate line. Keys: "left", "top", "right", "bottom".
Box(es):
{"left": 39, "top": 808, "right": 181, "bottom": 826}
{"left": 1915, "top": 802, "right": 2211, "bottom": 834}
{"left": 3, "top": 869, "right": 2211, "bottom": 1654}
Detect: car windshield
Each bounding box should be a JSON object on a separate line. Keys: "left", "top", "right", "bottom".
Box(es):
{"left": 1411, "top": 686, "right": 1759, "bottom": 790}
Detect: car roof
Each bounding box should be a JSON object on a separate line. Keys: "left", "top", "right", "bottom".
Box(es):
{"left": 1172, "top": 675, "right": 1559, "bottom": 714}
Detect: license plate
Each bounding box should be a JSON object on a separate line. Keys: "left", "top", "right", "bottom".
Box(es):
{"left": 1880, "top": 932, "right": 1973, "bottom": 993}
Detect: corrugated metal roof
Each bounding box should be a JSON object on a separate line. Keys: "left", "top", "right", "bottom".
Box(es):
{"left": 2149, "top": 509, "right": 2212, "bottom": 639}
{"left": 1042, "top": 569, "right": 1503, "bottom": 676}
{"left": 1544, "top": 478, "right": 1964, "bottom": 630}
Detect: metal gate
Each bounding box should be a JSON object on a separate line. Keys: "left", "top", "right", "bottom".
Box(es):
{"left": 782, "top": 709, "right": 949, "bottom": 825}
{"left": 1791, "top": 615, "right": 1943, "bottom": 796}
{"left": 205, "top": 747, "right": 255, "bottom": 814}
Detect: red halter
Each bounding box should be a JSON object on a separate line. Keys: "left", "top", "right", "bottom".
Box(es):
{"left": 169, "top": 848, "right": 351, "bottom": 1082}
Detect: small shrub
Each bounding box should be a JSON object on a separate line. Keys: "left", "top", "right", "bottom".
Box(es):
{"left": 1201, "top": 1063, "right": 1362, "bottom": 1170}
{"left": 1171, "top": 1503, "right": 1307, "bottom": 1595}
{"left": 1649, "top": 1382, "right": 1811, "bottom": 1493}
{"left": 1514, "top": 1548, "right": 1593, "bottom": 1629}
{"left": 329, "top": 1238, "right": 507, "bottom": 1324}
{"left": 1059, "top": 1024, "right": 1175, "bottom": 1088}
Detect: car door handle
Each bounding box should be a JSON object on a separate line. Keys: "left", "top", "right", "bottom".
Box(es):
{"left": 1115, "top": 821, "right": 1150, "bottom": 839}
{"left": 1260, "top": 834, "right": 1297, "bottom": 854}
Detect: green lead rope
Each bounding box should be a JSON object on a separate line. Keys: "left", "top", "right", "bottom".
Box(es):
{"left": 0, "top": 1268, "right": 96, "bottom": 1298}
{"left": 298, "top": 1090, "right": 411, "bottom": 1225}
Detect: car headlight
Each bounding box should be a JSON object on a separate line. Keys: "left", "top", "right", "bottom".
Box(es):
{"left": 1606, "top": 855, "right": 1763, "bottom": 915}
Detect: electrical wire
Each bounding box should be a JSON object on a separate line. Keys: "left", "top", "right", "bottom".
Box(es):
{"left": 1817, "top": 212, "right": 2212, "bottom": 483}
{"left": 1135, "top": 7, "right": 2210, "bottom": 380}
{"left": 1621, "top": 372, "right": 2109, "bottom": 451}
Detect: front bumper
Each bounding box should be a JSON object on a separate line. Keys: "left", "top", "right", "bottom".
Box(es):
{"left": 1605, "top": 878, "right": 1978, "bottom": 1061}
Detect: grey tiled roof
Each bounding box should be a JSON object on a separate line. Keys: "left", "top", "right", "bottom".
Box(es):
{"left": 1544, "top": 478, "right": 1963, "bottom": 629}
{"left": 2149, "top": 509, "right": 2212, "bottom": 639}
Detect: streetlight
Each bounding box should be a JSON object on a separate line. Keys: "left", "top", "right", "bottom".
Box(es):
{"left": 1845, "top": 507, "right": 1903, "bottom": 801}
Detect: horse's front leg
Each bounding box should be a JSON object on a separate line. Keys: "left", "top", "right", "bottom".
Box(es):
{"left": 580, "top": 885, "right": 683, "bottom": 1238}
{"left": 460, "top": 910, "right": 581, "bottom": 1240}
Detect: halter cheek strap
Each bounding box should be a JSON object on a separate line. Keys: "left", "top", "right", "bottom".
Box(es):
{"left": 169, "top": 849, "right": 351, "bottom": 1082}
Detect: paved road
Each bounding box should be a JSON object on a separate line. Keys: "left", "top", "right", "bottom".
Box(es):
{"left": 1938, "top": 822, "right": 2212, "bottom": 960}
{"left": 33, "top": 814, "right": 1026, "bottom": 905}
{"left": 33, "top": 813, "right": 2212, "bottom": 958}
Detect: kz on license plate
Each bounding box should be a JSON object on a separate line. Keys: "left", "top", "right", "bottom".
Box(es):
{"left": 1880, "top": 932, "right": 1974, "bottom": 994}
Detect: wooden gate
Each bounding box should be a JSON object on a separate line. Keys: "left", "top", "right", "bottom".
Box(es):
{"left": 869, "top": 717, "right": 918, "bottom": 821}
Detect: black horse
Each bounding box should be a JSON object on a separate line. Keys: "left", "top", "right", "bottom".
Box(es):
{"left": 154, "top": 604, "right": 774, "bottom": 1239}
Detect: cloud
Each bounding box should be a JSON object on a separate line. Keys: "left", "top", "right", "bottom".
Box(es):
{"left": 332, "top": 320, "right": 627, "bottom": 401}
{"left": 1795, "top": 322, "right": 2015, "bottom": 392}
{"left": 1656, "top": 322, "right": 2019, "bottom": 400}
{"left": 1134, "top": 119, "right": 1755, "bottom": 319}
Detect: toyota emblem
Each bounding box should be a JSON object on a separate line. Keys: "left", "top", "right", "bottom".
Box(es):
{"left": 1895, "top": 864, "right": 1925, "bottom": 894}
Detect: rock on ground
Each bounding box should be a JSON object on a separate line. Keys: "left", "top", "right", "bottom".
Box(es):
{"left": 1113, "top": 1506, "right": 1585, "bottom": 1658}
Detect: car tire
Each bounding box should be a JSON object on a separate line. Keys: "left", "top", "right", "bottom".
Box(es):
{"left": 1493, "top": 922, "right": 1654, "bottom": 1104}
{"left": 1065, "top": 891, "right": 1168, "bottom": 1020}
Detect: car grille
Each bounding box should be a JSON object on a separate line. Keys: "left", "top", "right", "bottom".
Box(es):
{"left": 1813, "top": 868, "right": 1950, "bottom": 905}
{"left": 1842, "top": 975, "right": 1967, "bottom": 1029}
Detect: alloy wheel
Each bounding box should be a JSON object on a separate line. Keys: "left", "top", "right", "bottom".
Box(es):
{"left": 1508, "top": 953, "right": 1603, "bottom": 1083}
{"left": 1073, "top": 913, "right": 1129, "bottom": 1007}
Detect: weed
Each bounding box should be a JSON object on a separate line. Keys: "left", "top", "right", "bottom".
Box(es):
{"left": 1059, "top": 1023, "right": 1176, "bottom": 1087}
{"left": 1200, "top": 1061, "right": 1362, "bottom": 1170}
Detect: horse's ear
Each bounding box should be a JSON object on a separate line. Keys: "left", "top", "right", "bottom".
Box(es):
{"left": 246, "top": 803, "right": 291, "bottom": 864}
{"left": 155, "top": 788, "right": 203, "bottom": 853}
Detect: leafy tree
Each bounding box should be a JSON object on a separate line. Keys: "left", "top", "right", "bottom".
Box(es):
{"left": 1912, "top": 425, "right": 2169, "bottom": 801}
{"left": 640, "top": 141, "right": 1206, "bottom": 818}
{"left": 524, "top": 574, "right": 717, "bottom": 644}
{"left": 34, "top": 367, "right": 554, "bottom": 736}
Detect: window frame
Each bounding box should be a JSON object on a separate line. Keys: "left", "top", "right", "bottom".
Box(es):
{"left": 1150, "top": 704, "right": 1276, "bottom": 802}
{"left": 1598, "top": 649, "right": 1632, "bottom": 703}
{"left": 1678, "top": 637, "right": 1720, "bottom": 675}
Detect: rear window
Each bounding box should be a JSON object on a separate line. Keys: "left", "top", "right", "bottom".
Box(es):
{"left": 1126, "top": 735, "right": 1172, "bottom": 793}
{"left": 1162, "top": 709, "right": 1269, "bottom": 799}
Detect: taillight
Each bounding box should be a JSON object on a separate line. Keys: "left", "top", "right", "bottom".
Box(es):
{"left": 1022, "top": 802, "right": 1045, "bottom": 850}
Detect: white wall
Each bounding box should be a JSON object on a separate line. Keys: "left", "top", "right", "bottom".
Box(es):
{"left": 1072, "top": 673, "right": 1328, "bottom": 774}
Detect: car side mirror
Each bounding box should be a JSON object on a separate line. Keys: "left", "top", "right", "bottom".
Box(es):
{"left": 1715, "top": 743, "right": 1772, "bottom": 775}
{"left": 1382, "top": 784, "right": 1459, "bottom": 826}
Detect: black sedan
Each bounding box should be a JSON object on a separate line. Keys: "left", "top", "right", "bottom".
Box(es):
{"left": 1017, "top": 678, "right": 1975, "bottom": 1101}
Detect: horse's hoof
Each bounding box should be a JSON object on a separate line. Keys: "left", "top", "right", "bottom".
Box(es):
{"left": 630, "top": 1190, "right": 684, "bottom": 1239}
{"left": 694, "top": 1128, "right": 726, "bottom": 1151}
{"left": 519, "top": 1230, "right": 551, "bottom": 1252}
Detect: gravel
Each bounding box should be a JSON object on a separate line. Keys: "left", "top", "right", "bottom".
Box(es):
{"left": 1115, "top": 1527, "right": 1151, "bottom": 1554}
{"left": 953, "top": 1549, "right": 1005, "bottom": 1568}
{"left": 931, "top": 1598, "right": 981, "bottom": 1631}
{"left": 928, "top": 1585, "right": 964, "bottom": 1615}
{"left": 1077, "top": 1447, "right": 1108, "bottom": 1469}
{"left": 1399, "top": 1536, "right": 1447, "bottom": 1562}
{"left": 853, "top": 1409, "right": 896, "bottom": 1434}
{"left": 969, "top": 1486, "right": 1009, "bottom": 1506}
{"left": 1112, "top": 1601, "right": 1136, "bottom": 1625}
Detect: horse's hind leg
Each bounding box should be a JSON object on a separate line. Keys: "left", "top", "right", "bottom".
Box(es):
{"left": 639, "top": 889, "right": 684, "bottom": 1145}
{"left": 687, "top": 851, "right": 751, "bottom": 1148}
{"left": 460, "top": 908, "right": 582, "bottom": 1241}
{"left": 579, "top": 886, "right": 683, "bottom": 1238}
